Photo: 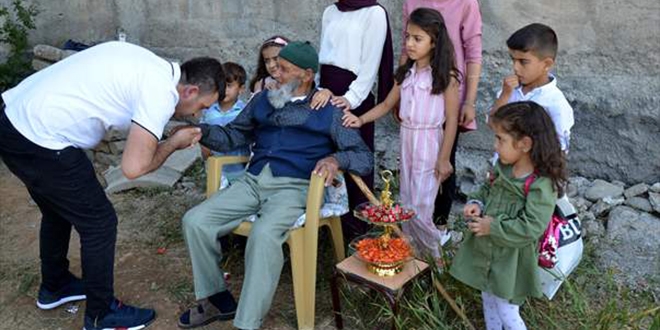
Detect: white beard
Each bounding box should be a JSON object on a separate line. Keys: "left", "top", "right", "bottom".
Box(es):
{"left": 267, "top": 79, "right": 301, "bottom": 109}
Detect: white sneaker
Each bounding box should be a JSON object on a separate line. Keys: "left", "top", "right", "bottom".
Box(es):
{"left": 439, "top": 228, "right": 452, "bottom": 246}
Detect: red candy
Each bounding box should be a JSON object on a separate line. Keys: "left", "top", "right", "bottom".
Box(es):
{"left": 359, "top": 204, "right": 415, "bottom": 223}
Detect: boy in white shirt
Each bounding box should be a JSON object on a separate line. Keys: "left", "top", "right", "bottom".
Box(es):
{"left": 491, "top": 23, "right": 574, "bottom": 152}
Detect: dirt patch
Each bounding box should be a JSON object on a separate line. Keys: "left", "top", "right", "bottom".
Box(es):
{"left": 0, "top": 161, "right": 340, "bottom": 330}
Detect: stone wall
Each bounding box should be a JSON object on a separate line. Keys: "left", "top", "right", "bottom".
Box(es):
{"left": 2, "top": 0, "right": 659, "bottom": 184}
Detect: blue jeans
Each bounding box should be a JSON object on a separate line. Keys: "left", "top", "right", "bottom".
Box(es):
{"left": 0, "top": 107, "right": 115, "bottom": 319}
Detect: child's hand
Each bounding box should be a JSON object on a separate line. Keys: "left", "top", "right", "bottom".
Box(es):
{"left": 391, "top": 105, "right": 402, "bottom": 124}
{"left": 311, "top": 89, "right": 333, "bottom": 110}
{"left": 501, "top": 75, "right": 520, "bottom": 95}
{"left": 264, "top": 80, "right": 279, "bottom": 91}
{"left": 342, "top": 111, "right": 363, "bottom": 128}
{"left": 468, "top": 216, "right": 493, "bottom": 237}
{"left": 434, "top": 158, "right": 453, "bottom": 182}
{"left": 463, "top": 204, "right": 482, "bottom": 218}
{"left": 459, "top": 103, "right": 476, "bottom": 126}
{"left": 331, "top": 96, "right": 351, "bottom": 111}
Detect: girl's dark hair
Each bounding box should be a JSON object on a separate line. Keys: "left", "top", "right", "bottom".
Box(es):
{"left": 491, "top": 101, "right": 568, "bottom": 194}
{"left": 394, "top": 8, "right": 460, "bottom": 94}
{"left": 248, "top": 35, "right": 290, "bottom": 92}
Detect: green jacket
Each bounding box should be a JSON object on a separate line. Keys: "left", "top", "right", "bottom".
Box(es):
{"left": 449, "top": 163, "right": 556, "bottom": 304}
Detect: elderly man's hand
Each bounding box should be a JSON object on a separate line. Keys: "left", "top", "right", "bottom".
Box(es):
{"left": 169, "top": 126, "right": 202, "bottom": 150}
{"left": 313, "top": 156, "right": 340, "bottom": 186}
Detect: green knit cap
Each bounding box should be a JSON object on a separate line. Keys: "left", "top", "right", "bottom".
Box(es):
{"left": 277, "top": 41, "right": 319, "bottom": 73}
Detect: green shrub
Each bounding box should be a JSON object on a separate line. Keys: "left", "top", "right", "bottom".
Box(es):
{"left": 0, "top": 0, "right": 38, "bottom": 92}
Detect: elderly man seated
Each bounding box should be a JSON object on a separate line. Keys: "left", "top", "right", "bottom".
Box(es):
{"left": 177, "top": 41, "right": 373, "bottom": 330}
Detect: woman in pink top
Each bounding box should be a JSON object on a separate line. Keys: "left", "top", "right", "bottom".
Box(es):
{"left": 343, "top": 8, "right": 459, "bottom": 260}
{"left": 401, "top": 0, "right": 483, "bottom": 237}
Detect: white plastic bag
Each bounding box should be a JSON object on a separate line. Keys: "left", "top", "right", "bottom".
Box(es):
{"left": 538, "top": 195, "right": 584, "bottom": 299}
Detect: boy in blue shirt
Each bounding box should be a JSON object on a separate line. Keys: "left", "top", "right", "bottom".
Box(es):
{"left": 200, "top": 62, "right": 250, "bottom": 185}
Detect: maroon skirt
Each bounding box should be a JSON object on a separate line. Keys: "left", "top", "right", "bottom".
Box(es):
{"left": 320, "top": 64, "right": 375, "bottom": 241}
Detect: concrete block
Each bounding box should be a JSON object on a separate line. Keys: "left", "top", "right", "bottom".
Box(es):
{"left": 103, "top": 165, "right": 181, "bottom": 193}
{"left": 163, "top": 145, "right": 201, "bottom": 173}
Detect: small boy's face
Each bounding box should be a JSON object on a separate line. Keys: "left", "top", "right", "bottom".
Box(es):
{"left": 222, "top": 80, "right": 244, "bottom": 104}
{"left": 508, "top": 49, "right": 554, "bottom": 87}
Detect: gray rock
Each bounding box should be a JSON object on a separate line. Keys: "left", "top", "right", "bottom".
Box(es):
{"left": 623, "top": 183, "right": 649, "bottom": 199}
{"left": 31, "top": 58, "right": 52, "bottom": 71}
{"left": 93, "top": 142, "right": 111, "bottom": 153}
{"left": 570, "top": 196, "right": 593, "bottom": 214}
{"left": 33, "top": 44, "right": 65, "bottom": 62}
{"left": 590, "top": 200, "right": 613, "bottom": 218}
{"left": 590, "top": 196, "right": 624, "bottom": 217}
{"left": 580, "top": 211, "right": 596, "bottom": 223}
{"left": 650, "top": 183, "right": 660, "bottom": 193}
{"left": 597, "top": 206, "right": 660, "bottom": 291}
{"left": 108, "top": 141, "right": 126, "bottom": 155}
{"left": 103, "top": 129, "right": 128, "bottom": 142}
{"left": 582, "top": 216, "right": 604, "bottom": 238}
{"left": 94, "top": 152, "right": 121, "bottom": 167}
{"left": 181, "top": 182, "right": 197, "bottom": 190}
{"left": 603, "top": 196, "right": 625, "bottom": 206}
{"left": 162, "top": 145, "right": 201, "bottom": 173}
{"left": 567, "top": 176, "right": 591, "bottom": 197}
{"left": 458, "top": 178, "right": 479, "bottom": 197}
{"left": 104, "top": 166, "right": 181, "bottom": 193}
{"left": 649, "top": 192, "right": 660, "bottom": 214}
{"left": 611, "top": 180, "right": 626, "bottom": 188}
{"left": 584, "top": 179, "right": 624, "bottom": 202}
{"left": 624, "top": 197, "right": 653, "bottom": 213}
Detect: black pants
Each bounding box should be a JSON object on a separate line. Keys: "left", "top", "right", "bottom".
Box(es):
{"left": 0, "top": 109, "right": 115, "bottom": 318}
{"left": 433, "top": 127, "right": 459, "bottom": 225}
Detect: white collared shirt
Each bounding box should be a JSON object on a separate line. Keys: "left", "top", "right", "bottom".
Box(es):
{"left": 318, "top": 5, "right": 387, "bottom": 109}
{"left": 498, "top": 75, "right": 574, "bottom": 151}
{"left": 2, "top": 41, "right": 179, "bottom": 150}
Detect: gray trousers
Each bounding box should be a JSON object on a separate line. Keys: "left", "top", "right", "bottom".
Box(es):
{"left": 182, "top": 165, "right": 308, "bottom": 329}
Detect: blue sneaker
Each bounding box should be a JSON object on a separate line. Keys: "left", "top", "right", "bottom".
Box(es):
{"left": 36, "top": 277, "right": 86, "bottom": 310}
{"left": 83, "top": 299, "right": 155, "bottom": 330}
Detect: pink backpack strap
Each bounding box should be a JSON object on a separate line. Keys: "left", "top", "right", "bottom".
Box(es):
{"left": 523, "top": 172, "right": 537, "bottom": 196}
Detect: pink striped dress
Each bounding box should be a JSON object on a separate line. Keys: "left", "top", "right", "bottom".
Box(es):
{"left": 402, "top": 0, "right": 482, "bottom": 130}
{"left": 399, "top": 64, "right": 446, "bottom": 258}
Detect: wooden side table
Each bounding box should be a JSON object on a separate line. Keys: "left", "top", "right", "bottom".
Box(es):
{"left": 330, "top": 255, "right": 430, "bottom": 330}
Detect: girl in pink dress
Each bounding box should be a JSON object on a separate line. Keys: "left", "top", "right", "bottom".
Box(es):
{"left": 401, "top": 0, "right": 483, "bottom": 236}
{"left": 343, "top": 8, "right": 460, "bottom": 259}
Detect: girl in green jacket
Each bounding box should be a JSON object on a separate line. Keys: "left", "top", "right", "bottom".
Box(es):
{"left": 450, "top": 101, "right": 567, "bottom": 330}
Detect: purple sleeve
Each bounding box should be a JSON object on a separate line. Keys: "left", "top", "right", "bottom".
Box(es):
{"left": 401, "top": 0, "right": 410, "bottom": 52}
{"left": 462, "top": 0, "right": 483, "bottom": 64}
